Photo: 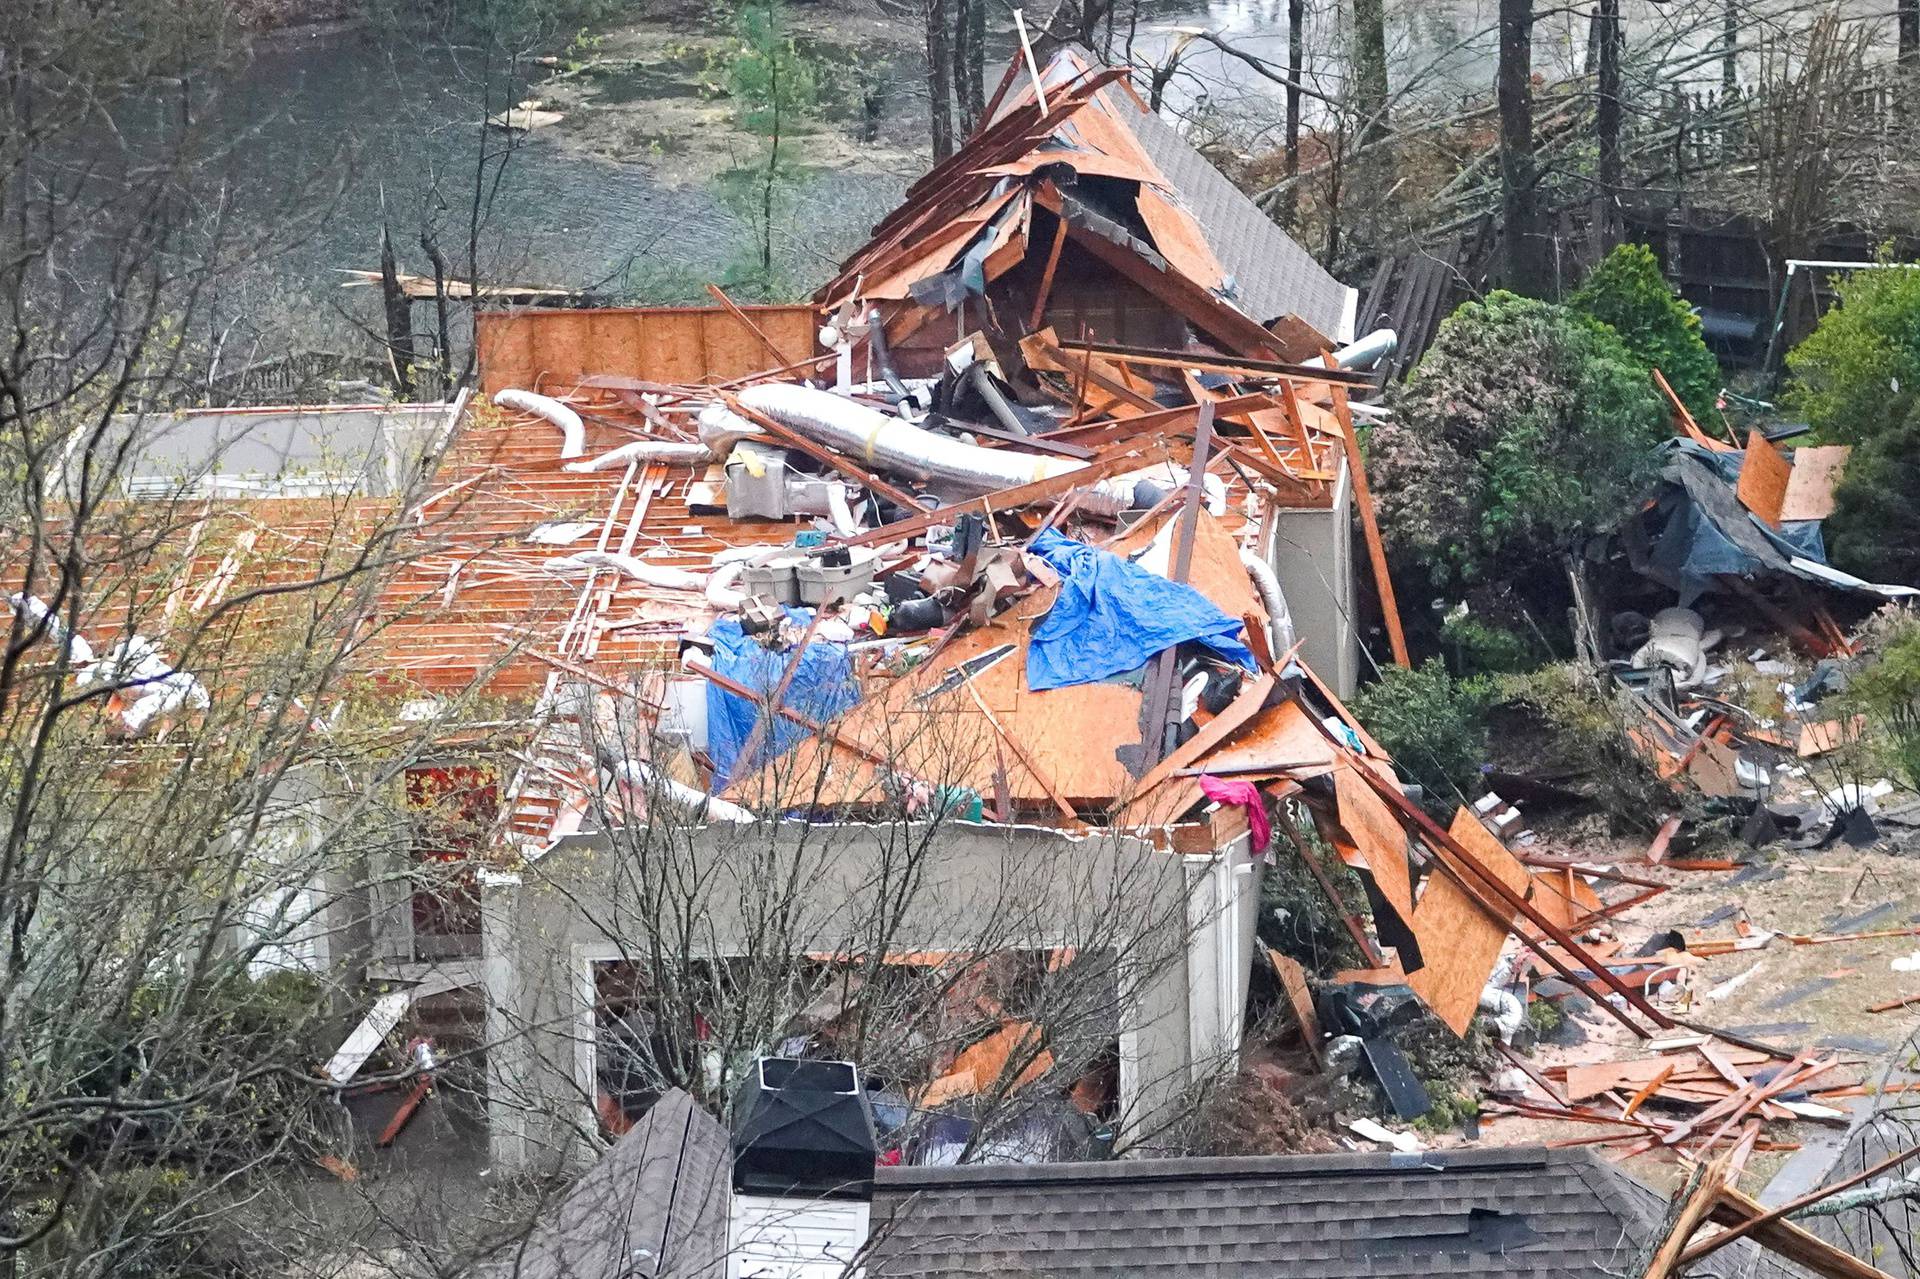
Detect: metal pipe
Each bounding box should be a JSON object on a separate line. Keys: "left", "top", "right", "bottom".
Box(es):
{"left": 492, "top": 389, "right": 585, "bottom": 458}
{"left": 736, "top": 383, "right": 1084, "bottom": 497}
{"left": 865, "top": 307, "right": 910, "bottom": 401}
{"left": 963, "top": 362, "right": 1029, "bottom": 435}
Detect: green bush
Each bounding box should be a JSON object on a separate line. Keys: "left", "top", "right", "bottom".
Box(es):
{"left": 1784, "top": 261, "right": 1920, "bottom": 584}
{"left": 1787, "top": 261, "right": 1920, "bottom": 444}
{"left": 1372, "top": 292, "right": 1668, "bottom": 586}
{"left": 1826, "top": 402, "right": 1920, "bottom": 585}
{"left": 1351, "top": 659, "right": 1492, "bottom": 813}
{"left": 1568, "top": 243, "right": 1722, "bottom": 421}
{"left": 1844, "top": 606, "right": 1920, "bottom": 792}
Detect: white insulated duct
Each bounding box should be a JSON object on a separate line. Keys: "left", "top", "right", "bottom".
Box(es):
{"left": 705, "top": 561, "right": 747, "bottom": 611}
{"left": 615, "top": 759, "right": 756, "bottom": 825}
{"left": 824, "top": 483, "right": 860, "bottom": 537}
{"left": 1239, "top": 550, "right": 1297, "bottom": 656}
{"left": 565, "top": 440, "right": 711, "bottom": 472}
{"left": 546, "top": 550, "right": 707, "bottom": 592}
{"left": 493, "top": 389, "right": 586, "bottom": 459}
{"left": 736, "top": 383, "right": 1084, "bottom": 497}
{"left": 8, "top": 593, "right": 92, "bottom": 665}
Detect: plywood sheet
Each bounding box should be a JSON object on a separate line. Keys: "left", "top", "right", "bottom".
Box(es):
{"left": 1779, "top": 444, "right": 1851, "bottom": 522}
{"left": 1405, "top": 808, "right": 1529, "bottom": 1035}
{"left": 1736, "top": 429, "right": 1793, "bottom": 528}
{"left": 1135, "top": 187, "right": 1226, "bottom": 292}
{"left": 1334, "top": 763, "right": 1412, "bottom": 924}
{"left": 476, "top": 304, "right": 817, "bottom": 393}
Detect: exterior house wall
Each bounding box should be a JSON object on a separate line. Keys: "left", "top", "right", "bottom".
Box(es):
{"left": 477, "top": 821, "right": 1261, "bottom": 1173}
{"left": 1263, "top": 461, "right": 1360, "bottom": 698}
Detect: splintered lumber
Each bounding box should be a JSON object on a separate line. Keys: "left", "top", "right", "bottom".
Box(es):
{"left": 1645, "top": 815, "right": 1683, "bottom": 865}
{"left": 1640, "top": 1153, "right": 1733, "bottom": 1279}
{"left": 1327, "top": 379, "right": 1409, "bottom": 667}
{"left": 1622, "top": 1064, "right": 1676, "bottom": 1119}
{"left": 1335, "top": 745, "right": 1672, "bottom": 1035}
{"left": 1678, "top": 1142, "right": 1920, "bottom": 1271}
{"left": 1694, "top": 1183, "right": 1895, "bottom": 1279}
{"left": 1868, "top": 992, "right": 1920, "bottom": 1014}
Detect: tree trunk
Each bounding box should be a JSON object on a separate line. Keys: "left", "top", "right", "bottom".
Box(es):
{"left": 1351, "top": 0, "right": 1388, "bottom": 143}
{"left": 379, "top": 223, "right": 415, "bottom": 397}
{"left": 1902, "top": 0, "right": 1920, "bottom": 67}
{"left": 952, "top": 0, "right": 985, "bottom": 138}
{"left": 1280, "top": 0, "right": 1304, "bottom": 227}
{"left": 1497, "top": 0, "right": 1544, "bottom": 293}
{"left": 419, "top": 226, "right": 455, "bottom": 398}
{"left": 1723, "top": 0, "right": 1738, "bottom": 92}
{"left": 926, "top": 0, "right": 954, "bottom": 160}
{"left": 1594, "top": 0, "right": 1622, "bottom": 251}
{"left": 1078, "top": 0, "right": 1114, "bottom": 58}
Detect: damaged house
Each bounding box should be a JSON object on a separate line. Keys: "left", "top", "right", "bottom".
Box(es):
{"left": 11, "top": 51, "right": 1601, "bottom": 1182}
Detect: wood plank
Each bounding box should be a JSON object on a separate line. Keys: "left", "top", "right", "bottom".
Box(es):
{"left": 1405, "top": 808, "right": 1528, "bottom": 1034}
{"left": 1737, "top": 428, "right": 1794, "bottom": 528}
{"left": 1779, "top": 444, "right": 1851, "bottom": 522}
{"left": 1640, "top": 1153, "right": 1732, "bottom": 1278}
{"left": 1328, "top": 379, "right": 1409, "bottom": 667}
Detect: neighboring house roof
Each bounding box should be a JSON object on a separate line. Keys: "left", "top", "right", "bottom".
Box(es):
{"left": 867, "top": 1146, "right": 1809, "bottom": 1279}
{"left": 505, "top": 1099, "right": 1809, "bottom": 1279}
{"left": 499, "top": 1090, "right": 730, "bottom": 1279}
{"left": 96, "top": 402, "right": 460, "bottom": 498}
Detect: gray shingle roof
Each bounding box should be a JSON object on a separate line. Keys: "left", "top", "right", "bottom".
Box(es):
{"left": 1123, "top": 100, "right": 1355, "bottom": 343}
{"left": 496, "top": 1096, "right": 1816, "bottom": 1279}
{"left": 501, "top": 1090, "right": 730, "bottom": 1279}
{"left": 866, "top": 1145, "right": 1809, "bottom": 1279}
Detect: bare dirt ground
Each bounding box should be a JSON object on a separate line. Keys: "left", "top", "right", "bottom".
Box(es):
{"left": 529, "top": 0, "right": 929, "bottom": 189}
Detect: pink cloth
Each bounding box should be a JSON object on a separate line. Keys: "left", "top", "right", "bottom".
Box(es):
{"left": 1197, "top": 775, "right": 1271, "bottom": 854}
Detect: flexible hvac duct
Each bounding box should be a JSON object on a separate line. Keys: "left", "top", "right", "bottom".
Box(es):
{"left": 697, "top": 402, "right": 765, "bottom": 455}
{"left": 565, "top": 440, "right": 711, "bottom": 472}
{"left": 8, "top": 593, "right": 92, "bottom": 665}
{"left": 493, "top": 389, "right": 586, "bottom": 459}
{"left": 705, "top": 561, "right": 747, "bottom": 611}
{"left": 615, "top": 759, "right": 756, "bottom": 825}
{"left": 737, "top": 383, "right": 1084, "bottom": 497}
{"left": 1239, "top": 550, "right": 1297, "bottom": 655}
{"left": 546, "top": 550, "right": 707, "bottom": 592}
{"left": 1330, "top": 328, "right": 1398, "bottom": 371}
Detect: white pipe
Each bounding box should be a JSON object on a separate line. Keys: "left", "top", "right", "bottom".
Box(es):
{"left": 616, "top": 759, "right": 756, "bottom": 825}
{"left": 737, "top": 383, "right": 1084, "bottom": 497}
{"left": 706, "top": 561, "right": 747, "bottom": 611}
{"left": 1239, "top": 550, "right": 1296, "bottom": 655}
{"left": 565, "top": 440, "right": 710, "bottom": 472}
{"left": 493, "top": 389, "right": 585, "bottom": 459}
{"left": 546, "top": 550, "right": 706, "bottom": 591}
{"left": 1330, "top": 327, "right": 1398, "bottom": 370}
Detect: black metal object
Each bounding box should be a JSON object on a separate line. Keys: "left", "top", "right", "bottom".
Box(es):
{"left": 730, "top": 1058, "right": 878, "bottom": 1199}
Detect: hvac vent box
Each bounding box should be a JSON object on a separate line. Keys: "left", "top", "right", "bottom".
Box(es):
{"left": 730, "top": 1057, "right": 877, "bottom": 1199}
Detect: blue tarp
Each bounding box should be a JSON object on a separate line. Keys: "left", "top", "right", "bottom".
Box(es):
{"left": 706, "top": 610, "right": 860, "bottom": 786}
{"left": 1635, "top": 440, "right": 1831, "bottom": 604}
{"left": 1025, "top": 529, "right": 1255, "bottom": 692}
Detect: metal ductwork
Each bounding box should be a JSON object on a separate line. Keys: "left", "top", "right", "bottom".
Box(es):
{"left": 1330, "top": 328, "right": 1398, "bottom": 371}
{"left": 736, "top": 383, "right": 1084, "bottom": 497}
